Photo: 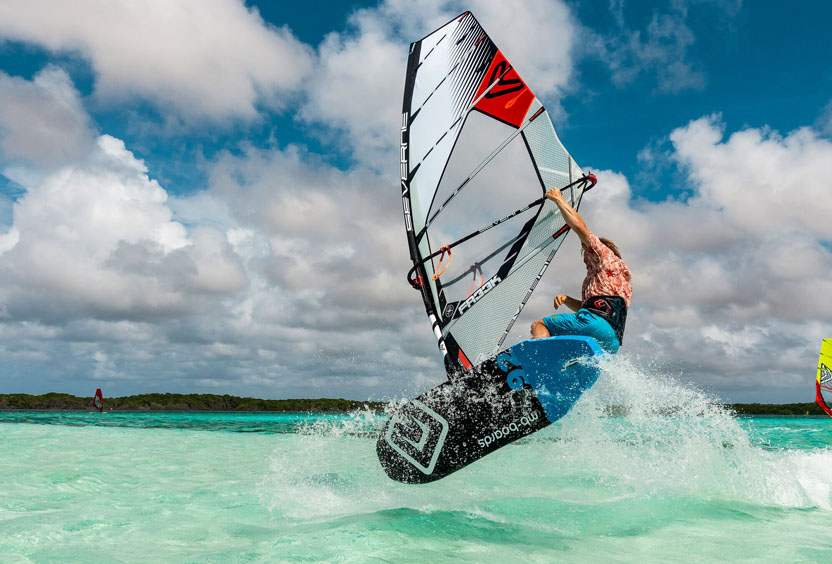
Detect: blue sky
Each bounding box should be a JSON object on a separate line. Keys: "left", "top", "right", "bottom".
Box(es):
{"left": 563, "top": 0, "right": 832, "bottom": 187}
{"left": 0, "top": 0, "right": 830, "bottom": 403}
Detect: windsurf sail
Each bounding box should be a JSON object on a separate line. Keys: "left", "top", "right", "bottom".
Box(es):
{"left": 94, "top": 388, "right": 103, "bottom": 413}
{"left": 816, "top": 339, "right": 832, "bottom": 417}
{"left": 400, "top": 12, "right": 595, "bottom": 375}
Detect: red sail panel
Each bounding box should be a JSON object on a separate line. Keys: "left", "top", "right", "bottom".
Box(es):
{"left": 472, "top": 50, "right": 535, "bottom": 128}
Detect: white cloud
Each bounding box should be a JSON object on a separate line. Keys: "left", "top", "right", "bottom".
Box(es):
{"left": 468, "top": 0, "right": 577, "bottom": 97}
{"left": 0, "top": 66, "right": 96, "bottom": 167}
{"left": 0, "top": 0, "right": 314, "bottom": 120}
{"left": 167, "top": 141, "right": 449, "bottom": 396}
{"left": 0, "top": 67, "right": 439, "bottom": 396}
{"left": 0, "top": 0, "right": 581, "bottom": 165}
{"left": 197, "top": 143, "right": 417, "bottom": 324}
{"left": 300, "top": 14, "right": 406, "bottom": 169}
{"left": 669, "top": 116, "right": 832, "bottom": 245}
{"left": 816, "top": 100, "right": 832, "bottom": 136}
{"left": 584, "top": 0, "right": 722, "bottom": 93}
{"left": 564, "top": 115, "right": 832, "bottom": 394}
{"left": 0, "top": 129, "right": 251, "bottom": 324}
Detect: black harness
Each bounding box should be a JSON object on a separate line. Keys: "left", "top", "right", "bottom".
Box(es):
{"left": 582, "top": 295, "right": 628, "bottom": 344}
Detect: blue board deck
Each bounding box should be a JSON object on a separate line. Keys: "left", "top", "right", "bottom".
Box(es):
{"left": 377, "top": 336, "right": 605, "bottom": 483}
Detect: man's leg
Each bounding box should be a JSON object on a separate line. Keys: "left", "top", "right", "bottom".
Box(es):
{"left": 531, "top": 311, "right": 620, "bottom": 353}
{"left": 582, "top": 313, "right": 620, "bottom": 354}
{"left": 533, "top": 312, "right": 584, "bottom": 340}
{"left": 530, "top": 319, "right": 550, "bottom": 339}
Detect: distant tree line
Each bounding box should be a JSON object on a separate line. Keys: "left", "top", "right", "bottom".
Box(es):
{"left": 0, "top": 393, "right": 826, "bottom": 416}
{"left": 727, "top": 402, "right": 825, "bottom": 416}
{"left": 0, "top": 392, "right": 386, "bottom": 412}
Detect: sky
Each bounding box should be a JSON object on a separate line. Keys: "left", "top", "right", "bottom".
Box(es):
{"left": 0, "top": 0, "right": 830, "bottom": 403}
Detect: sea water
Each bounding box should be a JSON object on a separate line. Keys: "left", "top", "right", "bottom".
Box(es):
{"left": 2, "top": 359, "right": 832, "bottom": 563}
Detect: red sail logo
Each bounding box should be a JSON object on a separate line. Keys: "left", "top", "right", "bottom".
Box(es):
{"left": 473, "top": 50, "right": 535, "bottom": 128}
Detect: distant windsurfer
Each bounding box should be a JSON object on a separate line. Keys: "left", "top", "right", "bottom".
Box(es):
{"left": 93, "top": 388, "right": 103, "bottom": 413}
{"left": 530, "top": 186, "right": 632, "bottom": 353}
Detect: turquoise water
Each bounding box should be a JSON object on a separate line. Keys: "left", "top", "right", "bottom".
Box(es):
{"left": 2, "top": 362, "right": 832, "bottom": 563}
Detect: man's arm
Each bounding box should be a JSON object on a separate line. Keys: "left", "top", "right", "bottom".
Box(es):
{"left": 554, "top": 294, "right": 582, "bottom": 312}
{"left": 545, "top": 187, "right": 590, "bottom": 245}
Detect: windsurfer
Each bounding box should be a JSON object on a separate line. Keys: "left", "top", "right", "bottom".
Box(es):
{"left": 530, "top": 186, "right": 632, "bottom": 353}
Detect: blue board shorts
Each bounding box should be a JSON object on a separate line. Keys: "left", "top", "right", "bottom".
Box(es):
{"left": 541, "top": 309, "right": 620, "bottom": 354}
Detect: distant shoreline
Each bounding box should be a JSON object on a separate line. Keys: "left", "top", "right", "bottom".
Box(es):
{"left": 0, "top": 392, "right": 825, "bottom": 416}
{"left": 0, "top": 392, "right": 385, "bottom": 413}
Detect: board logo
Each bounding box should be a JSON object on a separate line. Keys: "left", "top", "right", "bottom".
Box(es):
{"left": 483, "top": 60, "right": 525, "bottom": 99}
{"left": 476, "top": 412, "right": 539, "bottom": 448}
{"left": 443, "top": 302, "right": 457, "bottom": 320}
{"left": 384, "top": 400, "right": 449, "bottom": 475}
{"left": 496, "top": 349, "right": 526, "bottom": 389}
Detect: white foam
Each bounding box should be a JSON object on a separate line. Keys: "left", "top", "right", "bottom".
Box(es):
{"left": 257, "top": 356, "right": 832, "bottom": 523}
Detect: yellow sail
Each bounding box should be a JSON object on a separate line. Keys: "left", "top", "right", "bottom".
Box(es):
{"left": 817, "top": 339, "right": 832, "bottom": 417}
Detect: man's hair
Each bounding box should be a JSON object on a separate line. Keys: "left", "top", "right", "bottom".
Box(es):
{"left": 599, "top": 237, "right": 621, "bottom": 259}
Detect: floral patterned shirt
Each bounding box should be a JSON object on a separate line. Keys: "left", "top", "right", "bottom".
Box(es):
{"left": 581, "top": 232, "right": 632, "bottom": 308}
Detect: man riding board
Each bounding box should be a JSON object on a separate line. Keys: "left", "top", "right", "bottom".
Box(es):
{"left": 530, "top": 186, "right": 632, "bottom": 353}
